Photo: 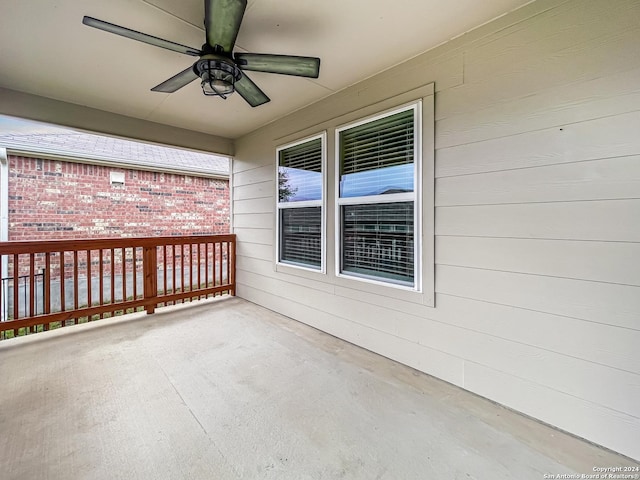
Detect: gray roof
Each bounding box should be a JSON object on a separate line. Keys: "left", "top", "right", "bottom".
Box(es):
{"left": 0, "top": 116, "right": 229, "bottom": 177}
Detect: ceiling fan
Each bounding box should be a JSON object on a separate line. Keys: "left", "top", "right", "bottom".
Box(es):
{"left": 82, "top": 0, "right": 320, "bottom": 107}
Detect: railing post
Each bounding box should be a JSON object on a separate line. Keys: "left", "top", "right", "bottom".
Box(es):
{"left": 230, "top": 237, "right": 236, "bottom": 296}
{"left": 143, "top": 245, "right": 157, "bottom": 314}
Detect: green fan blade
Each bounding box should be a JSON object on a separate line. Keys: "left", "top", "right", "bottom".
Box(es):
{"left": 204, "top": 0, "right": 247, "bottom": 52}
{"left": 82, "top": 16, "right": 201, "bottom": 57}
{"left": 151, "top": 66, "right": 199, "bottom": 93}
{"left": 235, "top": 53, "right": 320, "bottom": 78}
{"left": 234, "top": 73, "right": 270, "bottom": 107}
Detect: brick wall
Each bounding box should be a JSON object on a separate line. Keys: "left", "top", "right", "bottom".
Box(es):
{"left": 8, "top": 155, "right": 230, "bottom": 240}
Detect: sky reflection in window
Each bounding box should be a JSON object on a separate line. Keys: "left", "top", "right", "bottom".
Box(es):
{"left": 340, "top": 163, "right": 413, "bottom": 198}
{"left": 279, "top": 167, "right": 322, "bottom": 202}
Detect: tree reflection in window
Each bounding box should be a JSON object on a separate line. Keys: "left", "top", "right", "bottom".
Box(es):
{"left": 278, "top": 170, "right": 297, "bottom": 202}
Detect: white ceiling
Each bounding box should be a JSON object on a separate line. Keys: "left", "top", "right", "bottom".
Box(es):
{"left": 0, "top": 0, "right": 531, "bottom": 140}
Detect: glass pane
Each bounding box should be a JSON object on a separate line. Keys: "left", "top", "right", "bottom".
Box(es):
{"left": 279, "top": 138, "right": 322, "bottom": 202}
{"left": 340, "top": 163, "right": 413, "bottom": 198}
{"left": 340, "top": 109, "right": 414, "bottom": 198}
{"left": 341, "top": 202, "right": 414, "bottom": 284}
{"left": 279, "top": 167, "right": 322, "bottom": 202}
{"left": 280, "top": 207, "right": 322, "bottom": 268}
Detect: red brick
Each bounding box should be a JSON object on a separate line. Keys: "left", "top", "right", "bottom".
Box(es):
{"left": 8, "top": 155, "right": 230, "bottom": 275}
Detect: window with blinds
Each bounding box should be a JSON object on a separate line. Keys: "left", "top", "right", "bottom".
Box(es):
{"left": 337, "top": 104, "right": 419, "bottom": 288}
{"left": 276, "top": 134, "right": 325, "bottom": 271}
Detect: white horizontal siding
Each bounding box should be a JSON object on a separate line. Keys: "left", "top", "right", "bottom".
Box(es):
{"left": 233, "top": 181, "right": 273, "bottom": 201}
{"left": 436, "top": 200, "right": 640, "bottom": 241}
{"left": 439, "top": 21, "right": 640, "bottom": 119}
{"left": 462, "top": 26, "right": 640, "bottom": 112}
{"left": 233, "top": 0, "right": 640, "bottom": 460}
{"left": 436, "top": 264, "right": 640, "bottom": 331}
{"left": 436, "top": 110, "right": 640, "bottom": 177}
{"left": 233, "top": 165, "right": 274, "bottom": 187}
{"left": 436, "top": 236, "right": 640, "bottom": 286}
{"left": 324, "top": 286, "right": 640, "bottom": 375}
{"left": 234, "top": 197, "right": 274, "bottom": 215}
{"left": 436, "top": 156, "right": 640, "bottom": 206}
{"left": 233, "top": 213, "right": 272, "bottom": 229}
{"left": 436, "top": 66, "right": 640, "bottom": 149}
{"left": 237, "top": 256, "right": 335, "bottom": 293}
{"left": 235, "top": 242, "right": 272, "bottom": 262}
{"left": 433, "top": 294, "right": 640, "bottom": 375}
{"left": 464, "top": 362, "right": 640, "bottom": 463}
{"left": 235, "top": 228, "right": 273, "bottom": 246}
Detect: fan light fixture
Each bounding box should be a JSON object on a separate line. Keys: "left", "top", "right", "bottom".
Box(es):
{"left": 196, "top": 56, "right": 242, "bottom": 98}
{"left": 82, "top": 0, "right": 321, "bottom": 107}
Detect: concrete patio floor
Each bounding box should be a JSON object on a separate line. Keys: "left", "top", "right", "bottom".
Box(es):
{"left": 0, "top": 296, "right": 636, "bottom": 479}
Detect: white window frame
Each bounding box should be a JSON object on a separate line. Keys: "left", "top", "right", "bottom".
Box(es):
{"left": 334, "top": 101, "right": 422, "bottom": 292}
{"left": 275, "top": 132, "right": 327, "bottom": 273}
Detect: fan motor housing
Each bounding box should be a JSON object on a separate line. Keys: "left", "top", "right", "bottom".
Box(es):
{"left": 195, "top": 54, "right": 242, "bottom": 80}
{"left": 195, "top": 54, "right": 243, "bottom": 96}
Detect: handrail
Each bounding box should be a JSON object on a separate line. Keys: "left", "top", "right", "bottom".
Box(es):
{"left": 0, "top": 234, "right": 236, "bottom": 338}
{"left": 0, "top": 234, "right": 236, "bottom": 254}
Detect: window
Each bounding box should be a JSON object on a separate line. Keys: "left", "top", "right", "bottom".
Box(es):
{"left": 276, "top": 133, "right": 325, "bottom": 271}
{"left": 336, "top": 103, "right": 421, "bottom": 289}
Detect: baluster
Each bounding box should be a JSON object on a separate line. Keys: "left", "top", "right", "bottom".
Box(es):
{"left": 230, "top": 238, "right": 236, "bottom": 296}
{"left": 13, "top": 254, "right": 18, "bottom": 321}
{"left": 157, "top": 246, "right": 162, "bottom": 303}
{"left": 205, "top": 243, "right": 209, "bottom": 294}
{"left": 87, "top": 249, "right": 92, "bottom": 312}
{"left": 132, "top": 247, "right": 137, "bottom": 302}
{"left": 99, "top": 249, "right": 104, "bottom": 319}
{"left": 172, "top": 245, "right": 176, "bottom": 304}
{"left": 216, "top": 242, "right": 221, "bottom": 294}
{"left": 73, "top": 250, "right": 79, "bottom": 323}
{"left": 29, "top": 253, "right": 35, "bottom": 319}
{"left": 44, "top": 252, "right": 51, "bottom": 330}
{"left": 197, "top": 242, "right": 202, "bottom": 298}
{"left": 163, "top": 244, "right": 167, "bottom": 299}
{"left": 59, "top": 251, "right": 65, "bottom": 315}
{"left": 226, "top": 242, "right": 231, "bottom": 294}
{"left": 181, "top": 243, "right": 185, "bottom": 303}
{"left": 188, "top": 243, "right": 193, "bottom": 299}
{"left": 122, "top": 247, "right": 126, "bottom": 313}
{"left": 110, "top": 248, "right": 115, "bottom": 316}
{"left": 143, "top": 245, "right": 157, "bottom": 314}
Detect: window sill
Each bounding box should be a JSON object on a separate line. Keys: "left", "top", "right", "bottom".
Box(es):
{"left": 275, "top": 261, "right": 326, "bottom": 277}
